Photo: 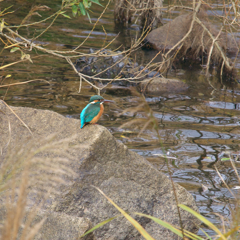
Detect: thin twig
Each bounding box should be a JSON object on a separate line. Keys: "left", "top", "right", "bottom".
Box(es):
{"left": 214, "top": 166, "right": 235, "bottom": 198}
{"left": 0, "top": 100, "right": 33, "bottom": 136}
{"left": 205, "top": 25, "right": 223, "bottom": 74}
{"left": 0, "top": 79, "right": 50, "bottom": 88}
{"left": 195, "top": 16, "right": 232, "bottom": 71}
{"left": 78, "top": 75, "right": 82, "bottom": 93}
{"left": 66, "top": 57, "right": 101, "bottom": 92}
{"left": 73, "top": 0, "right": 112, "bottom": 52}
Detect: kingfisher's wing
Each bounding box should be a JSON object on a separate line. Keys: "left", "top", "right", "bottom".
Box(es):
{"left": 80, "top": 104, "right": 100, "bottom": 128}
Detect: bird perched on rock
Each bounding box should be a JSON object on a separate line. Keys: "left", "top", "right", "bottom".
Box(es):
{"left": 80, "top": 95, "right": 113, "bottom": 129}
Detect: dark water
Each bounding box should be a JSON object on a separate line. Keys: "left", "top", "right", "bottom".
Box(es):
{"left": 1, "top": 0, "right": 240, "bottom": 237}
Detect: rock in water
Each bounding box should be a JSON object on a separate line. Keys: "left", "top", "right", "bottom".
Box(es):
{"left": 144, "top": 5, "right": 238, "bottom": 74}
{"left": 139, "top": 77, "right": 188, "bottom": 95}
{"left": 0, "top": 102, "right": 200, "bottom": 239}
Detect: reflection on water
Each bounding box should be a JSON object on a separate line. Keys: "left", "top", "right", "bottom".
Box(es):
{"left": 1, "top": 0, "right": 240, "bottom": 237}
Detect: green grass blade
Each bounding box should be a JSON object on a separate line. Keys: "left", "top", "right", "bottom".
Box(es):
{"left": 86, "top": 11, "right": 92, "bottom": 23}
{"left": 134, "top": 212, "right": 183, "bottom": 238}
{"left": 80, "top": 215, "right": 118, "bottom": 238}
{"left": 94, "top": 187, "right": 155, "bottom": 240}
{"left": 135, "top": 212, "right": 203, "bottom": 240}
{"left": 198, "top": 227, "right": 213, "bottom": 240}
{"left": 179, "top": 204, "right": 227, "bottom": 240}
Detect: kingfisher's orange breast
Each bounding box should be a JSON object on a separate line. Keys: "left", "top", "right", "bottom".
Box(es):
{"left": 90, "top": 103, "right": 104, "bottom": 124}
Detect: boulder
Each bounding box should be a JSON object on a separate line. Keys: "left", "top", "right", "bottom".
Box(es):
{"left": 104, "top": 85, "right": 132, "bottom": 96}
{"left": 0, "top": 206, "right": 92, "bottom": 239}
{"left": 145, "top": 14, "right": 193, "bottom": 51}
{"left": 139, "top": 77, "right": 188, "bottom": 95}
{"left": 34, "top": 211, "right": 92, "bottom": 240}
{"left": 145, "top": 5, "right": 239, "bottom": 73}
{"left": 0, "top": 102, "right": 200, "bottom": 239}
{"left": 145, "top": 7, "right": 238, "bottom": 55}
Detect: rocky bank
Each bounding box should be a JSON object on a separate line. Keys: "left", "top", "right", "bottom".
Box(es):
{"left": 0, "top": 102, "right": 200, "bottom": 239}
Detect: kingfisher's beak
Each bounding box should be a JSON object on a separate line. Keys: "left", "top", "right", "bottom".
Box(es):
{"left": 103, "top": 99, "right": 114, "bottom": 103}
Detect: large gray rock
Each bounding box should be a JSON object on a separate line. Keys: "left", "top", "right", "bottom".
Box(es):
{"left": 139, "top": 77, "right": 188, "bottom": 95}
{"left": 0, "top": 102, "right": 200, "bottom": 240}
{"left": 0, "top": 206, "right": 92, "bottom": 240}
{"left": 145, "top": 8, "right": 238, "bottom": 54}
{"left": 34, "top": 210, "right": 92, "bottom": 240}
{"left": 145, "top": 5, "right": 238, "bottom": 74}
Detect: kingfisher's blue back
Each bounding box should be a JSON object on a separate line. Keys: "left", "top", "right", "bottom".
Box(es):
{"left": 80, "top": 103, "right": 101, "bottom": 128}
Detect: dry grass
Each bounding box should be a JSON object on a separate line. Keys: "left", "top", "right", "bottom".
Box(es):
{"left": 0, "top": 130, "right": 78, "bottom": 239}
{"left": 214, "top": 154, "right": 240, "bottom": 239}
{"left": 114, "top": 0, "right": 163, "bottom": 29}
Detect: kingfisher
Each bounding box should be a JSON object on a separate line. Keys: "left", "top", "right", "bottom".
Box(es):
{"left": 80, "top": 95, "right": 113, "bottom": 129}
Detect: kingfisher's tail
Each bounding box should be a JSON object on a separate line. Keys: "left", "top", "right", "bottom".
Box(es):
{"left": 80, "top": 118, "right": 85, "bottom": 128}
{"left": 80, "top": 122, "right": 89, "bottom": 129}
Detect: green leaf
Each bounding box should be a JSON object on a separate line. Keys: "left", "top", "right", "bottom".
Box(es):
{"left": 72, "top": 4, "right": 78, "bottom": 17}
{"left": 79, "top": 2, "right": 86, "bottom": 15}
{"left": 221, "top": 158, "right": 230, "bottom": 161}
{"left": 0, "top": 19, "right": 5, "bottom": 32}
{"left": 83, "top": 0, "right": 89, "bottom": 8}
{"left": 10, "top": 47, "right": 20, "bottom": 53}
{"left": 61, "top": 13, "right": 71, "bottom": 19}
{"left": 90, "top": 0, "right": 103, "bottom": 7}
{"left": 59, "top": 10, "right": 71, "bottom": 19}
{"left": 86, "top": 10, "right": 92, "bottom": 23}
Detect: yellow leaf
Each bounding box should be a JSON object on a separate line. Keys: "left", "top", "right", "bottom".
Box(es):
{"left": 120, "top": 135, "right": 130, "bottom": 140}
{"left": 0, "top": 19, "right": 4, "bottom": 32}
{"left": 21, "top": 52, "right": 26, "bottom": 60}
{"left": 21, "top": 53, "right": 33, "bottom": 63}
